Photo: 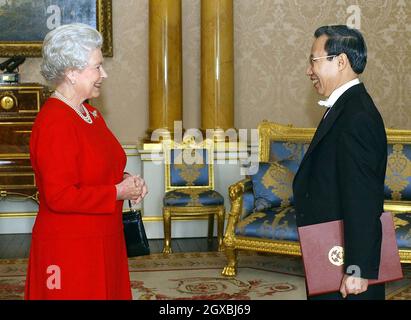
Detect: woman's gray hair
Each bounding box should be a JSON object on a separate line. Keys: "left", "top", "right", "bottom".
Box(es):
{"left": 41, "top": 23, "right": 103, "bottom": 84}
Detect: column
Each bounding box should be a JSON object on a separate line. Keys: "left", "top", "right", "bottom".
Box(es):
{"left": 201, "top": 0, "right": 234, "bottom": 138}
{"left": 147, "top": 0, "right": 182, "bottom": 141}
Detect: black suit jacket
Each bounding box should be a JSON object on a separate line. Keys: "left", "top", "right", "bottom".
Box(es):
{"left": 292, "top": 83, "right": 387, "bottom": 279}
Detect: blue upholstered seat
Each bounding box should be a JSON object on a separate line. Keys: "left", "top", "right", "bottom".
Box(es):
{"left": 164, "top": 189, "right": 224, "bottom": 207}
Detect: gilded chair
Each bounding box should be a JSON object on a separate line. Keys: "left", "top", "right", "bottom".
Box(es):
{"left": 162, "top": 138, "right": 225, "bottom": 253}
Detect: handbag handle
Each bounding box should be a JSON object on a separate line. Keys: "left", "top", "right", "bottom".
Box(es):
{"left": 128, "top": 200, "right": 138, "bottom": 213}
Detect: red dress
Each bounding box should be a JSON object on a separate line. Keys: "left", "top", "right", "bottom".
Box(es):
{"left": 25, "top": 98, "right": 132, "bottom": 300}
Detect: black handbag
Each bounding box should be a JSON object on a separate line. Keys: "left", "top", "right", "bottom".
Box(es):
{"left": 122, "top": 200, "right": 150, "bottom": 257}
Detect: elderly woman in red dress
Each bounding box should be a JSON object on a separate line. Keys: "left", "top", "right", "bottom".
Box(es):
{"left": 24, "top": 23, "right": 147, "bottom": 300}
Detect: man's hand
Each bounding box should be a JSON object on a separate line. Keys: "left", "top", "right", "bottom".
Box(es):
{"left": 339, "top": 274, "right": 368, "bottom": 298}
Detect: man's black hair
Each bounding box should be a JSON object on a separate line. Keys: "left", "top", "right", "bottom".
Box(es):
{"left": 314, "top": 25, "right": 367, "bottom": 74}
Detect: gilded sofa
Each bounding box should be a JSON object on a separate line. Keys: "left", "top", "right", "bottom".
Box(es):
{"left": 222, "top": 121, "right": 411, "bottom": 276}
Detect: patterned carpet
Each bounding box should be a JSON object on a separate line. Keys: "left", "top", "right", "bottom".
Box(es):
{"left": 1, "top": 251, "right": 410, "bottom": 300}
{"left": 128, "top": 252, "right": 306, "bottom": 300}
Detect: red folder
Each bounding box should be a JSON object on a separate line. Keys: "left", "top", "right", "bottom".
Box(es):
{"left": 297, "top": 212, "right": 403, "bottom": 296}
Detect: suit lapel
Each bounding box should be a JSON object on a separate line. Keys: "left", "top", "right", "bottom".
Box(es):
{"left": 295, "top": 83, "right": 366, "bottom": 179}
{"left": 302, "top": 101, "right": 344, "bottom": 162}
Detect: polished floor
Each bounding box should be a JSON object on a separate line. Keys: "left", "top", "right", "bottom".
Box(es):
{"left": 0, "top": 234, "right": 219, "bottom": 259}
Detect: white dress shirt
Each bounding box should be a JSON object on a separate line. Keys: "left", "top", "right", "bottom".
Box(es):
{"left": 319, "top": 78, "right": 360, "bottom": 119}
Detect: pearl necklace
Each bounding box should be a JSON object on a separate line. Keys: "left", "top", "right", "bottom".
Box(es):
{"left": 53, "top": 91, "right": 93, "bottom": 124}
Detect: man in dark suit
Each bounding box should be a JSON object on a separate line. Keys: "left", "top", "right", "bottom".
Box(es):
{"left": 292, "top": 25, "right": 387, "bottom": 300}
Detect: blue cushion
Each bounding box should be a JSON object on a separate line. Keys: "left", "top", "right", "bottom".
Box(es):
{"left": 164, "top": 189, "right": 224, "bottom": 207}
{"left": 385, "top": 144, "right": 411, "bottom": 201}
{"left": 169, "top": 149, "right": 210, "bottom": 187}
{"left": 251, "top": 161, "right": 299, "bottom": 210}
{"left": 235, "top": 206, "right": 299, "bottom": 241}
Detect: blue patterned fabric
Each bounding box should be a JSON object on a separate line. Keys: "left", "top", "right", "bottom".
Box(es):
{"left": 235, "top": 206, "right": 299, "bottom": 241}
{"left": 251, "top": 161, "right": 299, "bottom": 210}
{"left": 164, "top": 189, "right": 224, "bottom": 207}
{"left": 169, "top": 149, "right": 210, "bottom": 187}
{"left": 241, "top": 191, "right": 255, "bottom": 220}
{"left": 384, "top": 144, "right": 411, "bottom": 201}
{"left": 269, "top": 141, "right": 309, "bottom": 163}
{"left": 393, "top": 212, "right": 411, "bottom": 248}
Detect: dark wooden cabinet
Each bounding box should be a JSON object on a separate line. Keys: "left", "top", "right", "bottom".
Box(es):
{"left": 0, "top": 83, "right": 49, "bottom": 202}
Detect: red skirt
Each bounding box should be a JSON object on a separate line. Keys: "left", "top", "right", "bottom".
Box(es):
{"left": 24, "top": 231, "right": 132, "bottom": 300}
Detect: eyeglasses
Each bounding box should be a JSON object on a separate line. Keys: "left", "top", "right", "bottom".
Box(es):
{"left": 309, "top": 55, "right": 337, "bottom": 66}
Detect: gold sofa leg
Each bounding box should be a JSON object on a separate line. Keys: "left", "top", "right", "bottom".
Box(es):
{"left": 162, "top": 207, "right": 172, "bottom": 254}
{"left": 221, "top": 246, "right": 237, "bottom": 276}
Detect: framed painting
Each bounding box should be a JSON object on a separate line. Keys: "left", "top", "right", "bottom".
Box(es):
{"left": 0, "top": 0, "right": 113, "bottom": 57}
